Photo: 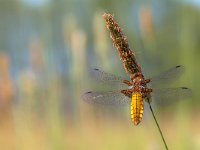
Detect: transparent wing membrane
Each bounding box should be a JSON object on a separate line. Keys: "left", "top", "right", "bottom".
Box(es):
{"left": 84, "top": 66, "right": 192, "bottom": 106}
{"left": 90, "top": 68, "right": 127, "bottom": 87}
{"left": 91, "top": 66, "right": 185, "bottom": 88}
{"left": 149, "top": 65, "right": 185, "bottom": 88}
{"left": 151, "top": 87, "right": 192, "bottom": 105}
{"left": 82, "top": 91, "right": 131, "bottom": 106}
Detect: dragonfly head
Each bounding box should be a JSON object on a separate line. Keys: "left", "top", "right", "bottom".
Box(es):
{"left": 131, "top": 75, "right": 143, "bottom": 85}
{"left": 130, "top": 72, "right": 144, "bottom": 82}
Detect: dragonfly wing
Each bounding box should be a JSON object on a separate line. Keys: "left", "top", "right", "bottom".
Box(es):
{"left": 82, "top": 91, "right": 131, "bottom": 106}
{"left": 91, "top": 68, "right": 127, "bottom": 87}
{"left": 149, "top": 65, "right": 185, "bottom": 88}
{"left": 151, "top": 87, "right": 192, "bottom": 105}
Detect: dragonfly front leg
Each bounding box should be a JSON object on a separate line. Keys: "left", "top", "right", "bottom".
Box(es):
{"left": 123, "top": 80, "right": 132, "bottom": 86}
{"left": 121, "top": 89, "right": 132, "bottom": 98}
{"left": 141, "top": 79, "right": 151, "bottom": 85}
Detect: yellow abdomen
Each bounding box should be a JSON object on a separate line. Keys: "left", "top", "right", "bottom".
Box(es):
{"left": 131, "top": 92, "right": 144, "bottom": 125}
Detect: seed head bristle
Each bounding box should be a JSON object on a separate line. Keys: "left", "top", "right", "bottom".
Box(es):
{"left": 103, "top": 12, "right": 141, "bottom": 75}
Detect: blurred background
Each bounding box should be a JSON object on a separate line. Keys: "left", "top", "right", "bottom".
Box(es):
{"left": 0, "top": 0, "right": 200, "bottom": 150}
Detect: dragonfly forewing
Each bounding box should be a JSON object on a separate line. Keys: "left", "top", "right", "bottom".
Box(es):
{"left": 90, "top": 68, "right": 128, "bottom": 88}
{"left": 149, "top": 65, "right": 185, "bottom": 88}
{"left": 82, "top": 91, "right": 131, "bottom": 106}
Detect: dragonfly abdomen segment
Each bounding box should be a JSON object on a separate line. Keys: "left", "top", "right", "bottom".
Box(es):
{"left": 131, "top": 92, "right": 144, "bottom": 125}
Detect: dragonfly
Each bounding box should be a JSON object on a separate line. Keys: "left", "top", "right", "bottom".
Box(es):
{"left": 82, "top": 13, "right": 192, "bottom": 149}
{"left": 82, "top": 65, "right": 192, "bottom": 126}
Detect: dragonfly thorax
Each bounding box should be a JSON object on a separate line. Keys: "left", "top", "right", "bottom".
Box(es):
{"left": 123, "top": 73, "right": 152, "bottom": 100}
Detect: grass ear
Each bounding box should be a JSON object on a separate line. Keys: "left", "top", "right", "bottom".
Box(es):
{"left": 102, "top": 13, "right": 142, "bottom": 75}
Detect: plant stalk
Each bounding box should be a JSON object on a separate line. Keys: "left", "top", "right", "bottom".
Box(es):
{"left": 148, "top": 102, "right": 169, "bottom": 150}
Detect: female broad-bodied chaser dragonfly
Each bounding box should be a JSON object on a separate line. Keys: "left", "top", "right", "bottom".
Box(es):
{"left": 82, "top": 65, "right": 192, "bottom": 125}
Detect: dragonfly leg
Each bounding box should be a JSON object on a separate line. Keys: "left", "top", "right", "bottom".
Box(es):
{"left": 145, "top": 79, "right": 151, "bottom": 84}
{"left": 142, "top": 88, "right": 152, "bottom": 100}
{"left": 142, "top": 88, "right": 152, "bottom": 93}
{"left": 141, "top": 79, "right": 151, "bottom": 85}
{"left": 123, "top": 80, "right": 132, "bottom": 86}
{"left": 121, "top": 89, "right": 132, "bottom": 98}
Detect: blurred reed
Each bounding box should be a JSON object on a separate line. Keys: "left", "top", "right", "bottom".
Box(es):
{"left": 93, "top": 11, "right": 110, "bottom": 70}
{"left": 139, "top": 5, "right": 157, "bottom": 57}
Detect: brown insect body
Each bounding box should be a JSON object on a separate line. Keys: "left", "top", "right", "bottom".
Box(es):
{"left": 121, "top": 73, "right": 152, "bottom": 125}
{"left": 103, "top": 13, "right": 154, "bottom": 125}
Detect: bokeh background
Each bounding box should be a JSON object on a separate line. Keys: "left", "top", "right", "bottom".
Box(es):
{"left": 0, "top": 0, "right": 200, "bottom": 150}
